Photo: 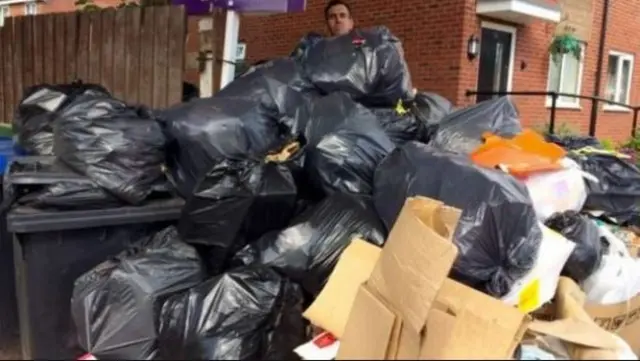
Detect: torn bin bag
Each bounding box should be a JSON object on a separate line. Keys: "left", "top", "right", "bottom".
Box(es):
{"left": 53, "top": 93, "right": 165, "bottom": 204}
{"left": 70, "top": 226, "right": 205, "bottom": 360}
{"left": 305, "top": 114, "right": 395, "bottom": 196}
{"left": 14, "top": 82, "right": 110, "bottom": 155}
{"left": 411, "top": 91, "right": 454, "bottom": 142}
{"left": 373, "top": 141, "right": 542, "bottom": 297}
{"left": 545, "top": 211, "right": 604, "bottom": 282}
{"left": 431, "top": 96, "right": 521, "bottom": 154}
{"left": 178, "top": 147, "right": 299, "bottom": 271}
{"left": 159, "top": 96, "right": 285, "bottom": 197}
{"left": 157, "top": 266, "right": 306, "bottom": 360}
{"left": 571, "top": 153, "right": 640, "bottom": 223}
{"left": 233, "top": 194, "right": 387, "bottom": 296}
{"left": 301, "top": 26, "right": 413, "bottom": 106}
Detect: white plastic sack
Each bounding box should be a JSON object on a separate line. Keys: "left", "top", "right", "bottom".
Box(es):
{"left": 582, "top": 224, "right": 640, "bottom": 304}
{"left": 582, "top": 254, "right": 640, "bottom": 304}
{"left": 523, "top": 158, "right": 588, "bottom": 221}
{"left": 502, "top": 224, "right": 575, "bottom": 312}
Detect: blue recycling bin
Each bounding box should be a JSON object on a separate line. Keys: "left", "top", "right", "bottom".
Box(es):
{"left": 0, "top": 137, "right": 19, "bottom": 352}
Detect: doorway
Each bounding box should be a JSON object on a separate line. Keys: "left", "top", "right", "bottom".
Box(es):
{"left": 476, "top": 22, "right": 516, "bottom": 103}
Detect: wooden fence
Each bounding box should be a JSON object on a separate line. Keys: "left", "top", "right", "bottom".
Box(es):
{"left": 0, "top": 5, "right": 187, "bottom": 123}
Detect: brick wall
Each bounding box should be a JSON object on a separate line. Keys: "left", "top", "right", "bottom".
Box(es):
{"left": 204, "top": 0, "right": 640, "bottom": 142}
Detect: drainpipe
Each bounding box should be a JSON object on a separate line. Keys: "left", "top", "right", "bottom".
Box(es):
{"left": 588, "top": 0, "right": 610, "bottom": 136}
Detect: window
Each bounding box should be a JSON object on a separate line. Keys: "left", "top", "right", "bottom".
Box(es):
{"left": 0, "top": 6, "right": 9, "bottom": 27}
{"left": 546, "top": 44, "right": 585, "bottom": 108}
{"left": 25, "top": 2, "right": 37, "bottom": 15}
{"left": 605, "top": 51, "right": 634, "bottom": 110}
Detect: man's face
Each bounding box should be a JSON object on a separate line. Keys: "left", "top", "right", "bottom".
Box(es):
{"left": 326, "top": 4, "right": 353, "bottom": 36}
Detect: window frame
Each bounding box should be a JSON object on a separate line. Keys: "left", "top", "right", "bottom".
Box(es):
{"left": 0, "top": 6, "right": 10, "bottom": 27}
{"left": 545, "top": 43, "right": 586, "bottom": 109}
{"left": 24, "top": 1, "right": 37, "bottom": 16}
{"left": 604, "top": 50, "right": 634, "bottom": 112}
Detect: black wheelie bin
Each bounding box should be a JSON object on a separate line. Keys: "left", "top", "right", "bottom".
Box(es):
{"left": 4, "top": 156, "right": 184, "bottom": 360}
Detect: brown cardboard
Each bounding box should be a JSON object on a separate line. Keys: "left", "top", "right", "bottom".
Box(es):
{"left": 584, "top": 294, "right": 640, "bottom": 354}
{"left": 333, "top": 197, "right": 530, "bottom": 360}
{"left": 366, "top": 197, "right": 461, "bottom": 333}
{"left": 303, "top": 238, "right": 381, "bottom": 338}
{"left": 526, "top": 277, "right": 622, "bottom": 359}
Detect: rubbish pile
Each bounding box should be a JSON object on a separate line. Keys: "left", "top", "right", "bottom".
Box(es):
{"left": 6, "top": 26, "right": 640, "bottom": 360}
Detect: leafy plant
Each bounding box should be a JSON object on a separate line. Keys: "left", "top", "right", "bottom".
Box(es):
{"left": 533, "top": 121, "right": 578, "bottom": 137}
{"left": 549, "top": 24, "right": 581, "bottom": 63}
{"left": 75, "top": 0, "right": 102, "bottom": 12}
{"left": 599, "top": 138, "right": 616, "bottom": 151}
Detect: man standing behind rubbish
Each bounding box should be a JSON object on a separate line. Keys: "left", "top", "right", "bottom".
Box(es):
{"left": 324, "top": 0, "right": 354, "bottom": 36}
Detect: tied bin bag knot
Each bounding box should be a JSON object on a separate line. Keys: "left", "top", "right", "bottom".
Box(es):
{"left": 178, "top": 140, "right": 302, "bottom": 273}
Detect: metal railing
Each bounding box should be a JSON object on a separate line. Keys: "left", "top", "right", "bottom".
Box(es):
{"left": 465, "top": 90, "right": 640, "bottom": 137}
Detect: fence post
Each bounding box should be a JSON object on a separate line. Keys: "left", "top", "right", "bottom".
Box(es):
{"left": 549, "top": 92, "right": 558, "bottom": 134}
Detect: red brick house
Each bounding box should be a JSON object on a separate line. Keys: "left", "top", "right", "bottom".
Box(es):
{"left": 219, "top": 0, "right": 637, "bottom": 142}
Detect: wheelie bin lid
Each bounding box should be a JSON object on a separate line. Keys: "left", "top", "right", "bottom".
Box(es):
{"left": 6, "top": 157, "right": 184, "bottom": 234}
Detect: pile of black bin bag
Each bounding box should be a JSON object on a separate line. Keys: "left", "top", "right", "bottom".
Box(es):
{"left": 10, "top": 27, "right": 579, "bottom": 360}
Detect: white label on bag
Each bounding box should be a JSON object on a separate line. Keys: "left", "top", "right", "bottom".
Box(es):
{"left": 294, "top": 331, "right": 340, "bottom": 360}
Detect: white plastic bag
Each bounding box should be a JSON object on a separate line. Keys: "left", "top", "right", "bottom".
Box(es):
{"left": 523, "top": 158, "right": 588, "bottom": 221}
{"left": 502, "top": 224, "right": 575, "bottom": 312}
{"left": 582, "top": 224, "right": 640, "bottom": 304}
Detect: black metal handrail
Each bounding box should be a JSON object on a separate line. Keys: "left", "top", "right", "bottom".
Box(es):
{"left": 465, "top": 90, "right": 640, "bottom": 137}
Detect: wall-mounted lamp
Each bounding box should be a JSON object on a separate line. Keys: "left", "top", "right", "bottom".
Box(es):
{"left": 467, "top": 34, "right": 480, "bottom": 60}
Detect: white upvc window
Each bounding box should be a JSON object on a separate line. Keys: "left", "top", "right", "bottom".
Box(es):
{"left": 25, "top": 1, "right": 37, "bottom": 15}
{"left": 0, "top": 6, "right": 10, "bottom": 27}
{"left": 546, "top": 44, "right": 585, "bottom": 108}
{"left": 605, "top": 51, "right": 634, "bottom": 111}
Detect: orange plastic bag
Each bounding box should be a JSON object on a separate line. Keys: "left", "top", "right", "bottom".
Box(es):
{"left": 470, "top": 129, "right": 567, "bottom": 178}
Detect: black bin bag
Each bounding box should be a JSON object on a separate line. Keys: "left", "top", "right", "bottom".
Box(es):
{"left": 570, "top": 153, "right": 640, "bottom": 223}
{"left": 370, "top": 107, "right": 422, "bottom": 145}
{"left": 545, "top": 134, "right": 602, "bottom": 150}
{"left": 13, "top": 82, "right": 110, "bottom": 155}
{"left": 53, "top": 93, "right": 165, "bottom": 205}
{"left": 300, "top": 92, "right": 386, "bottom": 146}
{"left": 4, "top": 156, "right": 175, "bottom": 211}
{"left": 233, "top": 194, "right": 387, "bottom": 296}
{"left": 216, "top": 58, "right": 315, "bottom": 132}
{"left": 159, "top": 96, "right": 286, "bottom": 197}
{"left": 305, "top": 113, "right": 395, "bottom": 196}
{"left": 430, "top": 96, "right": 521, "bottom": 154}
{"left": 301, "top": 26, "right": 413, "bottom": 107}
{"left": 178, "top": 142, "right": 300, "bottom": 272}
{"left": 70, "top": 226, "right": 205, "bottom": 360}
{"left": 157, "top": 266, "right": 306, "bottom": 360}
{"left": 291, "top": 32, "right": 323, "bottom": 58}
{"left": 373, "top": 141, "right": 542, "bottom": 297}
{"left": 545, "top": 211, "right": 604, "bottom": 282}
{"left": 411, "top": 91, "right": 454, "bottom": 142}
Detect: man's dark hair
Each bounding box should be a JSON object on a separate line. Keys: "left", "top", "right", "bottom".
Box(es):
{"left": 324, "top": 0, "right": 352, "bottom": 20}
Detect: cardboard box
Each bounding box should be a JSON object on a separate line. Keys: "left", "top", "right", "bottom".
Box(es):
{"left": 306, "top": 197, "right": 530, "bottom": 360}
{"left": 304, "top": 197, "right": 628, "bottom": 360}
{"left": 584, "top": 294, "right": 640, "bottom": 354}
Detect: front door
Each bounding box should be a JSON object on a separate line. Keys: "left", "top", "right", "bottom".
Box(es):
{"left": 476, "top": 25, "right": 514, "bottom": 103}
